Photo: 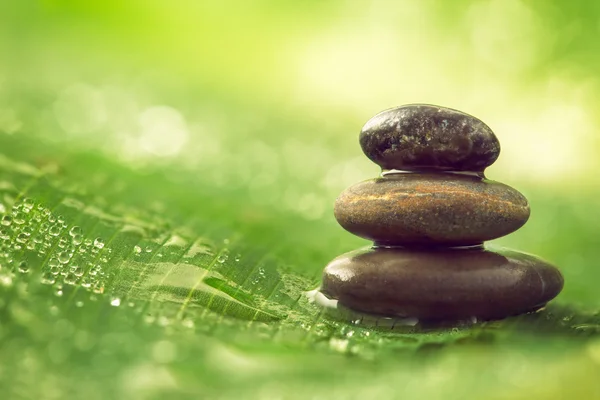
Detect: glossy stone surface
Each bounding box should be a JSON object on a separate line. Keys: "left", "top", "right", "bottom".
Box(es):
{"left": 359, "top": 104, "right": 500, "bottom": 171}
{"left": 334, "top": 173, "right": 529, "bottom": 246}
{"left": 321, "top": 247, "right": 563, "bottom": 321}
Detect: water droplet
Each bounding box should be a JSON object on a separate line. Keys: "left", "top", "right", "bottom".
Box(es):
{"left": 0, "top": 229, "right": 10, "bottom": 240}
{"left": 58, "top": 252, "right": 72, "bottom": 264}
{"left": 48, "top": 257, "right": 59, "bottom": 268}
{"left": 49, "top": 225, "right": 61, "bottom": 236}
{"left": 22, "top": 198, "right": 34, "bottom": 211}
{"left": 71, "top": 266, "right": 84, "bottom": 277}
{"left": 17, "top": 261, "right": 29, "bottom": 273}
{"left": 252, "top": 267, "right": 266, "bottom": 285}
{"left": 41, "top": 271, "right": 56, "bottom": 285}
{"left": 1, "top": 215, "right": 12, "bottom": 226}
{"left": 12, "top": 211, "right": 26, "bottom": 224}
{"left": 69, "top": 226, "right": 82, "bottom": 237}
{"left": 75, "top": 301, "right": 84, "bottom": 307}
{"left": 93, "top": 238, "right": 105, "bottom": 249}
{"left": 50, "top": 265, "right": 60, "bottom": 275}
{"left": 133, "top": 245, "right": 142, "bottom": 254}
{"left": 80, "top": 276, "right": 92, "bottom": 288}
{"left": 234, "top": 254, "right": 241, "bottom": 262}
{"left": 72, "top": 234, "right": 83, "bottom": 245}
{"left": 57, "top": 215, "right": 65, "bottom": 224}
{"left": 16, "top": 232, "right": 29, "bottom": 244}
{"left": 110, "top": 298, "right": 121, "bottom": 307}
{"left": 217, "top": 251, "right": 229, "bottom": 264}
{"left": 64, "top": 272, "right": 78, "bottom": 285}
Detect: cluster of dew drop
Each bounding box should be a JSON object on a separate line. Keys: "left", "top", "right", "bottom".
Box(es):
{"left": 0, "top": 197, "right": 111, "bottom": 294}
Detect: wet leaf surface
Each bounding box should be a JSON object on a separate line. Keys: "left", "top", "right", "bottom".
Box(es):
{"left": 0, "top": 132, "right": 599, "bottom": 399}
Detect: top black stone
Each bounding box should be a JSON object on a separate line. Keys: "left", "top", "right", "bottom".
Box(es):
{"left": 359, "top": 104, "right": 500, "bottom": 172}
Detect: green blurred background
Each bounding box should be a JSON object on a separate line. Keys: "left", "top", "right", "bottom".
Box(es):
{"left": 1, "top": 1, "right": 600, "bottom": 399}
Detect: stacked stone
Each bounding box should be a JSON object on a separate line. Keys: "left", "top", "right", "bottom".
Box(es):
{"left": 320, "top": 104, "right": 563, "bottom": 321}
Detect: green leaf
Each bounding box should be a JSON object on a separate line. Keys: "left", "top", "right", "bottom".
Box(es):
{"left": 1, "top": 122, "right": 600, "bottom": 399}
{"left": 2, "top": 2, "right": 600, "bottom": 398}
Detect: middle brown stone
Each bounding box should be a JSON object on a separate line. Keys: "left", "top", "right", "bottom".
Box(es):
{"left": 334, "top": 172, "right": 530, "bottom": 247}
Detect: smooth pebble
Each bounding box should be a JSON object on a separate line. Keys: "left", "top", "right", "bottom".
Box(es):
{"left": 334, "top": 173, "right": 529, "bottom": 246}
{"left": 359, "top": 104, "right": 500, "bottom": 172}
{"left": 321, "top": 246, "right": 563, "bottom": 321}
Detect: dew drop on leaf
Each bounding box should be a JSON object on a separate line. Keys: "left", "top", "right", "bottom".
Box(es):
{"left": 41, "top": 271, "right": 56, "bottom": 285}
{"left": 16, "top": 232, "right": 28, "bottom": 244}
{"left": 22, "top": 197, "right": 34, "bottom": 211}
{"left": 72, "top": 234, "right": 83, "bottom": 245}
{"left": 58, "top": 252, "right": 72, "bottom": 264}
{"left": 12, "top": 211, "right": 26, "bottom": 224}
{"left": 17, "top": 261, "right": 29, "bottom": 273}
{"left": 80, "top": 276, "right": 92, "bottom": 288}
{"left": 69, "top": 226, "right": 82, "bottom": 237}
{"left": 64, "top": 272, "right": 78, "bottom": 285}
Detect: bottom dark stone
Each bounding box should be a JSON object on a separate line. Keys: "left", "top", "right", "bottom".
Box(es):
{"left": 321, "top": 246, "right": 563, "bottom": 321}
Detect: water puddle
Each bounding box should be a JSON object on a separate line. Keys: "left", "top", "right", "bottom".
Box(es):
{"left": 306, "top": 288, "right": 478, "bottom": 331}
{"left": 131, "top": 261, "right": 283, "bottom": 322}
